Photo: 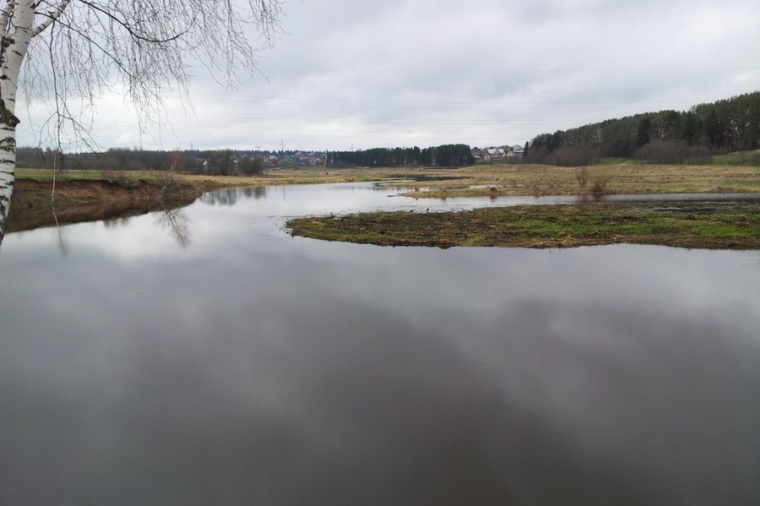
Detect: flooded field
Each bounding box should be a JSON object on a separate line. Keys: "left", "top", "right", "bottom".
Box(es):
{"left": 1, "top": 183, "right": 759, "bottom": 505}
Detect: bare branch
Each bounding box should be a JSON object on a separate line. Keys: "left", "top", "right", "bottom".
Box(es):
{"left": 76, "top": 0, "right": 194, "bottom": 44}
{"left": 44, "top": 17, "right": 133, "bottom": 77}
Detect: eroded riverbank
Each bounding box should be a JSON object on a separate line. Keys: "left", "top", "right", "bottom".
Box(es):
{"left": 6, "top": 178, "right": 210, "bottom": 233}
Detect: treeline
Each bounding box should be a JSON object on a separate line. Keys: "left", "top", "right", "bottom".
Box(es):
{"left": 18, "top": 143, "right": 476, "bottom": 174}
{"left": 16, "top": 147, "right": 265, "bottom": 175}
{"left": 18, "top": 147, "right": 183, "bottom": 171}
{"left": 329, "top": 144, "right": 475, "bottom": 167}
{"left": 526, "top": 91, "right": 760, "bottom": 165}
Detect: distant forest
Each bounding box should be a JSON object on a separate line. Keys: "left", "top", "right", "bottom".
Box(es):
{"left": 328, "top": 144, "right": 474, "bottom": 168}
{"left": 526, "top": 91, "right": 760, "bottom": 166}
{"left": 17, "top": 144, "right": 476, "bottom": 172}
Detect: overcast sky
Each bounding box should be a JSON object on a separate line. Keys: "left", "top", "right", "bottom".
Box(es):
{"left": 17, "top": 0, "right": 760, "bottom": 152}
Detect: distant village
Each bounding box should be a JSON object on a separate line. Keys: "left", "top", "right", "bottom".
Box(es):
{"left": 260, "top": 144, "right": 527, "bottom": 168}
{"left": 261, "top": 151, "right": 326, "bottom": 167}
{"left": 470, "top": 145, "right": 525, "bottom": 162}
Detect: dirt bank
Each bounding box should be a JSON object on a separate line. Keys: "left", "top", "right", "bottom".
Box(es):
{"left": 6, "top": 178, "right": 207, "bottom": 233}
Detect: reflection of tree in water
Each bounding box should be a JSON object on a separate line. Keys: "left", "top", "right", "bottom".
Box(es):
{"left": 242, "top": 186, "right": 267, "bottom": 200}
{"left": 200, "top": 189, "right": 240, "bottom": 206}
{"left": 102, "top": 216, "right": 133, "bottom": 229}
{"left": 201, "top": 187, "right": 267, "bottom": 205}
{"left": 156, "top": 206, "right": 191, "bottom": 248}
{"left": 51, "top": 206, "right": 69, "bottom": 257}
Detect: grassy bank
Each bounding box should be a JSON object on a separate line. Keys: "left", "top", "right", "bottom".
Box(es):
{"left": 388, "top": 163, "right": 760, "bottom": 198}
{"left": 15, "top": 162, "right": 760, "bottom": 198}
{"left": 288, "top": 201, "right": 760, "bottom": 249}
{"left": 14, "top": 167, "right": 401, "bottom": 187}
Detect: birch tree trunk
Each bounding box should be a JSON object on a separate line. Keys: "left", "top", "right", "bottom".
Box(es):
{"left": 0, "top": 0, "right": 35, "bottom": 243}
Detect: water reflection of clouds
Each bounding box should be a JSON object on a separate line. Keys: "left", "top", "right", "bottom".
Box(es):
{"left": 2, "top": 183, "right": 760, "bottom": 505}
{"left": 4, "top": 237, "right": 759, "bottom": 504}
{"left": 294, "top": 241, "right": 760, "bottom": 337}
{"left": 6, "top": 184, "right": 760, "bottom": 340}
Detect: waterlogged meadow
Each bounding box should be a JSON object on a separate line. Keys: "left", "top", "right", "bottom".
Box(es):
{"left": 289, "top": 199, "right": 760, "bottom": 249}
{"left": 1, "top": 182, "right": 759, "bottom": 505}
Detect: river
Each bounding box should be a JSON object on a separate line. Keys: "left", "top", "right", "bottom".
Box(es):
{"left": 1, "top": 183, "right": 759, "bottom": 505}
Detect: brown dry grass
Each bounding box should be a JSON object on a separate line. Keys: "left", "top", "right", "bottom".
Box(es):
{"left": 17, "top": 163, "right": 760, "bottom": 198}
{"left": 391, "top": 164, "right": 760, "bottom": 198}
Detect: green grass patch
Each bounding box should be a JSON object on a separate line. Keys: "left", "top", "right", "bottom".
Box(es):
{"left": 16, "top": 168, "right": 164, "bottom": 184}
{"left": 712, "top": 150, "right": 760, "bottom": 166}
{"left": 288, "top": 201, "right": 760, "bottom": 249}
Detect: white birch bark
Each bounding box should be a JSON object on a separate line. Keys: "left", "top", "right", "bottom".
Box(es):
{"left": 0, "top": 0, "right": 35, "bottom": 242}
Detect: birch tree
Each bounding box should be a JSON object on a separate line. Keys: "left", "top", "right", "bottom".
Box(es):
{"left": 0, "top": 0, "right": 283, "bottom": 243}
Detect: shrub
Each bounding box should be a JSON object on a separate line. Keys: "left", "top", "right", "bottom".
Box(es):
{"left": 589, "top": 171, "right": 611, "bottom": 196}
{"left": 239, "top": 156, "right": 265, "bottom": 175}
{"left": 635, "top": 140, "right": 713, "bottom": 165}
{"left": 548, "top": 147, "right": 598, "bottom": 167}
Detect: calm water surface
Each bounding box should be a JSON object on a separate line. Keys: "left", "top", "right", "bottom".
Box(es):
{"left": 1, "top": 183, "right": 759, "bottom": 505}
